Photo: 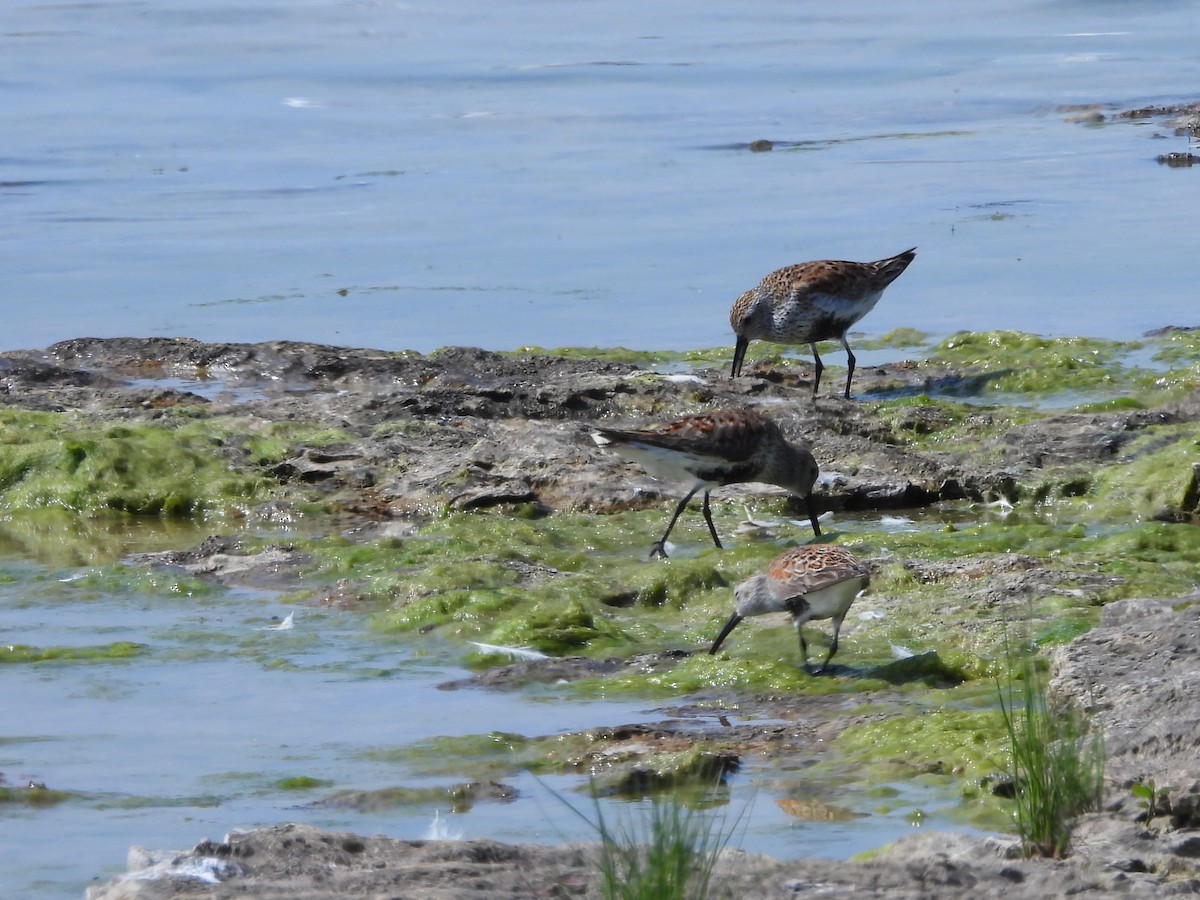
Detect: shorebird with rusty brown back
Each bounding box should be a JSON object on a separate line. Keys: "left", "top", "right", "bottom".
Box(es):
{"left": 709, "top": 544, "right": 870, "bottom": 674}
{"left": 729, "top": 248, "right": 916, "bottom": 399}
{"left": 591, "top": 407, "right": 821, "bottom": 559}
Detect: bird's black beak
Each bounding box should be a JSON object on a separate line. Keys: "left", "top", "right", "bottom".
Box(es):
{"left": 806, "top": 493, "right": 822, "bottom": 538}
{"left": 709, "top": 612, "right": 744, "bottom": 654}
{"left": 731, "top": 336, "right": 748, "bottom": 378}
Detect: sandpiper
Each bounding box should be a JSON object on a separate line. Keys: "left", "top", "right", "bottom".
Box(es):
{"left": 708, "top": 544, "right": 870, "bottom": 674}
{"left": 729, "top": 248, "right": 916, "bottom": 398}
{"left": 591, "top": 407, "right": 821, "bottom": 559}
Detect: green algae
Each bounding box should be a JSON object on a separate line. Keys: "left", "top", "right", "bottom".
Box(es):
{"left": 824, "top": 665, "right": 1096, "bottom": 839}
{"left": 2, "top": 340, "right": 1183, "bottom": 750}
{"left": 0, "top": 783, "right": 72, "bottom": 807}
{"left": 1084, "top": 523, "right": 1200, "bottom": 599}
{"left": 865, "top": 517, "right": 1085, "bottom": 559}
{"left": 0, "top": 410, "right": 280, "bottom": 518}
{"left": 866, "top": 328, "right": 1197, "bottom": 408}
{"left": 0, "top": 641, "right": 144, "bottom": 664}
{"left": 269, "top": 498, "right": 1146, "bottom": 695}
{"left": 375, "top": 732, "right": 539, "bottom": 781}
{"left": 591, "top": 746, "right": 737, "bottom": 798}
{"left": 625, "top": 558, "right": 730, "bottom": 609}
{"left": 58, "top": 565, "right": 219, "bottom": 600}
{"left": 915, "top": 328, "right": 1200, "bottom": 408}
{"left": 926, "top": 331, "right": 1130, "bottom": 396}
{"left": 1031, "top": 615, "right": 1095, "bottom": 648}
{"left": 871, "top": 395, "right": 1043, "bottom": 452}
{"left": 834, "top": 706, "right": 1010, "bottom": 791}
{"left": 628, "top": 646, "right": 993, "bottom": 700}
{"left": 259, "top": 478, "right": 1197, "bottom": 699}
{"left": 275, "top": 776, "right": 333, "bottom": 790}
{"left": 386, "top": 732, "right": 734, "bottom": 799}
{"left": 862, "top": 651, "right": 976, "bottom": 687}
{"left": 97, "top": 793, "right": 222, "bottom": 811}
{"left": 0, "top": 409, "right": 356, "bottom": 522}
{"left": 488, "top": 599, "right": 633, "bottom": 655}
{"left": 322, "top": 508, "right": 774, "bottom": 655}
{"left": 318, "top": 783, "right": 503, "bottom": 813}
{"left": 605, "top": 653, "right": 847, "bottom": 697}
{"left": 1148, "top": 329, "right": 1200, "bottom": 366}
{"left": 0, "top": 510, "right": 216, "bottom": 568}
{"left": 857, "top": 328, "right": 933, "bottom": 351}
{"left": 1072, "top": 396, "right": 1148, "bottom": 413}
{"left": 241, "top": 423, "right": 353, "bottom": 466}
{"left": 1088, "top": 426, "right": 1200, "bottom": 520}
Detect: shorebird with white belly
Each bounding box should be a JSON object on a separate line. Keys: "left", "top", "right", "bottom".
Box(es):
{"left": 591, "top": 407, "right": 821, "bottom": 559}
{"left": 708, "top": 544, "right": 870, "bottom": 674}
{"left": 729, "top": 248, "right": 916, "bottom": 398}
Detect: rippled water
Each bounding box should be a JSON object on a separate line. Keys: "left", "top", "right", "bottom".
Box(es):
{"left": 3, "top": 0, "right": 1198, "bottom": 895}
{"left": 0, "top": 518, "right": 982, "bottom": 898}
{"left": 5, "top": 0, "right": 1199, "bottom": 357}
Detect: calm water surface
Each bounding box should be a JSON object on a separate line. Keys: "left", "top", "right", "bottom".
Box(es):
{"left": 4, "top": 0, "right": 1199, "bottom": 355}
{"left": 3, "top": 0, "right": 1199, "bottom": 895}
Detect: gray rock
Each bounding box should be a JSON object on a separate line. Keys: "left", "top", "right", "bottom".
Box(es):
{"left": 1051, "top": 596, "right": 1200, "bottom": 804}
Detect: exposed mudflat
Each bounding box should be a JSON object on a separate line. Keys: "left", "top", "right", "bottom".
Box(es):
{"left": 2, "top": 335, "right": 1198, "bottom": 898}
{"left": 7, "top": 334, "right": 1199, "bottom": 521}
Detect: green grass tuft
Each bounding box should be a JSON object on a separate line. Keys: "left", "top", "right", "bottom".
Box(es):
{"left": 996, "top": 652, "right": 1104, "bottom": 857}
{"left": 551, "top": 780, "right": 747, "bottom": 900}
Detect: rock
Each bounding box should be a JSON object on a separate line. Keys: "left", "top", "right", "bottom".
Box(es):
{"left": 87, "top": 819, "right": 1199, "bottom": 899}
{"left": 1051, "top": 596, "right": 1200, "bottom": 801}
{"left": 8, "top": 336, "right": 1176, "bottom": 516}
{"left": 126, "top": 536, "right": 313, "bottom": 589}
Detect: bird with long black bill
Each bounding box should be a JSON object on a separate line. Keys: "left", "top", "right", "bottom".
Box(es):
{"left": 709, "top": 544, "right": 870, "bottom": 674}
{"left": 729, "top": 248, "right": 916, "bottom": 398}
{"left": 592, "top": 407, "right": 821, "bottom": 559}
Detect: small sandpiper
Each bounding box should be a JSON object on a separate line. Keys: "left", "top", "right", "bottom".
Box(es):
{"left": 729, "top": 248, "right": 916, "bottom": 399}
{"left": 708, "top": 544, "right": 870, "bottom": 674}
{"left": 591, "top": 407, "right": 821, "bottom": 559}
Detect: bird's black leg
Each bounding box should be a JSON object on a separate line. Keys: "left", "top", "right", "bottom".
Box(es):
{"left": 841, "top": 336, "right": 856, "bottom": 399}
{"left": 813, "top": 636, "right": 837, "bottom": 675}
{"left": 700, "top": 490, "right": 723, "bottom": 549}
{"left": 650, "top": 486, "right": 702, "bottom": 559}
{"left": 813, "top": 612, "right": 846, "bottom": 675}
{"left": 808, "top": 342, "right": 824, "bottom": 397}
{"left": 796, "top": 624, "right": 811, "bottom": 673}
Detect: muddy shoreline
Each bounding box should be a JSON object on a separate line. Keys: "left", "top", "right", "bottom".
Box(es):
{"left": 2, "top": 335, "right": 1198, "bottom": 898}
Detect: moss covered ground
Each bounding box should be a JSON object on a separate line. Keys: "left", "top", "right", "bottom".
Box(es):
{"left": 2, "top": 329, "right": 1197, "bottom": 826}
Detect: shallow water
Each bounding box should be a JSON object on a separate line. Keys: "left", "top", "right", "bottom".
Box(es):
{"left": 0, "top": 542, "right": 640, "bottom": 894}
{"left": 0, "top": 524, "right": 982, "bottom": 898}
{"left": 4, "top": 0, "right": 1199, "bottom": 357}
